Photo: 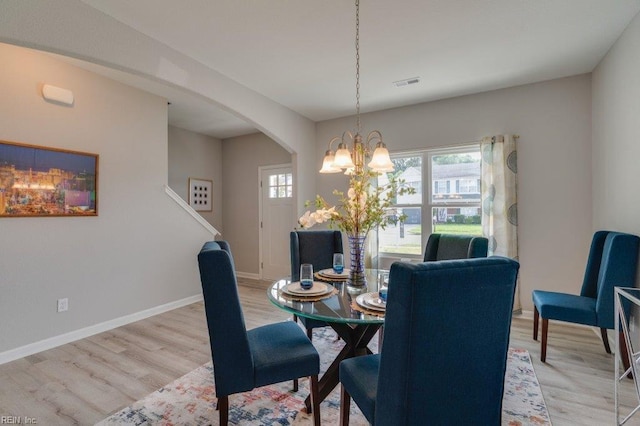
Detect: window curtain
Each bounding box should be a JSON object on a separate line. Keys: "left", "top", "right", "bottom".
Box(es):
{"left": 481, "top": 134, "right": 520, "bottom": 312}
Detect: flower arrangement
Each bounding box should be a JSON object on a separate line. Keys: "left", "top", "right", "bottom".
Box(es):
{"left": 298, "top": 167, "right": 414, "bottom": 237}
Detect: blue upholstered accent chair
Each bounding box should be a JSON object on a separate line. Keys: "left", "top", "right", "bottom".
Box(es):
{"left": 532, "top": 230, "right": 640, "bottom": 362}
{"left": 290, "top": 230, "right": 343, "bottom": 339}
{"left": 423, "top": 233, "right": 489, "bottom": 261}
{"left": 339, "top": 257, "right": 519, "bottom": 425}
{"left": 198, "top": 241, "right": 321, "bottom": 426}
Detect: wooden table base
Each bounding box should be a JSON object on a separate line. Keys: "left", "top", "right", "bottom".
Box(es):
{"left": 304, "top": 322, "right": 381, "bottom": 412}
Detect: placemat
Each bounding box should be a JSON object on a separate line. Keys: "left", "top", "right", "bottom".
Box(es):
{"left": 350, "top": 300, "right": 385, "bottom": 317}
{"left": 280, "top": 287, "right": 338, "bottom": 302}
{"left": 315, "top": 272, "right": 348, "bottom": 282}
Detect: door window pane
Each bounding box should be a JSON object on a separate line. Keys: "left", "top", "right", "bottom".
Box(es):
{"left": 267, "top": 172, "right": 292, "bottom": 199}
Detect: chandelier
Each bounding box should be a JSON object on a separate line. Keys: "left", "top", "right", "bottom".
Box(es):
{"left": 319, "top": 0, "right": 394, "bottom": 175}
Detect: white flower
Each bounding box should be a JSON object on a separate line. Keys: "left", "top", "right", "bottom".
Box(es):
{"left": 298, "top": 210, "right": 315, "bottom": 228}
{"left": 348, "top": 187, "right": 367, "bottom": 207}
{"left": 299, "top": 207, "right": 339, "bottom": 229}
{"left": 314, "top": 207, "right": 337, "bottom": 222}
{"left": 348, "top": 187, "right": 356, "bottom": 200}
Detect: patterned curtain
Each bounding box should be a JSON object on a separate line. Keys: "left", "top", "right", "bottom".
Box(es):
{"left": 481, "top": 134, "right": 520, "bottom": 311}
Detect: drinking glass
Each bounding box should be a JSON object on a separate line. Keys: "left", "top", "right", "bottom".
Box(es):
{"left": 378, "top": 271, "right": 389, "bottom": 303}
{"left": 300, "top": 263, "right": 314, "bottom": 290}
{"left": 333, "top": 253, "right": 344, "bottom": 274}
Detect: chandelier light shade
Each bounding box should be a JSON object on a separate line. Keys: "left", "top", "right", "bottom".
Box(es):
{"left": 319, "top": 146, "right": 341, "bottom": 173}
{"left": 368, "top": 141, "right": 394, "bottom": 172}
{"left": 319, "top": 0, "right": 394, "bottom": 175}
{"left": 333, "top": 142, "right": 355, "bottom": 169}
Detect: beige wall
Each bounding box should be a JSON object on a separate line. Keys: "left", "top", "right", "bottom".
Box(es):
{"left": 222, "top": 133, "right": 292, "bottom": 275}
{"left": 317, "top": 75, "right": 594, "bottom": 312}
{"left": 0, "top": 43, "right": 214, "bottom": 355}
{"left": 592, "top": 12, "right": 640, "bottom": 237}
{"left": 168, "top": 126, "right": 223, "bottom": 232}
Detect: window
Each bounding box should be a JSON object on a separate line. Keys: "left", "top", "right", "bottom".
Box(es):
{"left": 433, "top": 180, "right": 448, "bottom": 194}
{"left": 377, "top": 154, "right": 423, "bottom": 256}
{"left": 457, "top": 178, "right": 479, "bottom": 194}
{"left": 377, "top": 146, "right": 481, "bottom": 259}
{"left": 268, "top": 173, "right": 292, "bottom": 198}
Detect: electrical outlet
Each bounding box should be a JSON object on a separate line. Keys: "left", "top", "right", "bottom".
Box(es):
{"left": 57, "top": 298, "right": 68, "bottom": 312}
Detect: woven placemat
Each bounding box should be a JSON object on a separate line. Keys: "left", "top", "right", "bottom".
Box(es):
{"left": 350, "top": 300, "right": 385, "bottom": 317}
{"left": 279, "top": 287, "right": 338, "bottom": 302}
{"left": 314, "top": 272, "right": 348, "bottom": 282}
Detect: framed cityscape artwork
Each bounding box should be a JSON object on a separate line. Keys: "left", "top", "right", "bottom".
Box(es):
{"left": 0, "top": 140, "right": 98, "bottom": 217}
{"left": 189, "top": 177, "right": 212, "bottom": 212}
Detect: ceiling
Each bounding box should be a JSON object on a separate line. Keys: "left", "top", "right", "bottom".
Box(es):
{"left": 78, "top": 0, "right": 640, "bottom": 139}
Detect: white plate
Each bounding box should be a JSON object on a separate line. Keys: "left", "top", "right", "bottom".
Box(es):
{"left": 318, "top": 268, "right": 350, "bottom": 278}
{"left": 356, "top": 292, "right": 387, "bottom": 311}
{"left": 283, "top": 281, "right": 330, "bottom": 296}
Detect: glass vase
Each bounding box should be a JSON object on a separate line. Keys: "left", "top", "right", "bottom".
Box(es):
{"left": 348, "top": 233, "right": 367, "bottom": 287}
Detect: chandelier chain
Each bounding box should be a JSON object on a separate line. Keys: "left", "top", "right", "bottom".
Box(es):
{"left": 319, "top": 0, "right": 394, "bottom": 174}
{"left": 355, "top": 0, "right": 361, "bottom": 134}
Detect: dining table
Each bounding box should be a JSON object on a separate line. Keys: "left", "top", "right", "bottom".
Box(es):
{"left": 267, "top": 268, "right": 387, "bottom": 412}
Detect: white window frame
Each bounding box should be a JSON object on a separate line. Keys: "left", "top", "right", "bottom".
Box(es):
{"left": 378, "top": 144, "right": 481, "bottom": 261}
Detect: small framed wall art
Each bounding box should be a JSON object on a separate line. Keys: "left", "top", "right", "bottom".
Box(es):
{"left": 189, "top": 178, "right": 212, "bottom": 212}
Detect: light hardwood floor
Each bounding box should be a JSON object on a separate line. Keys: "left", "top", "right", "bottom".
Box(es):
{"left": 0, "top": 278, "right": 638, "bottom": 425}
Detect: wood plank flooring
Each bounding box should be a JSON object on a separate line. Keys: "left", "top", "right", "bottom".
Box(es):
{"left": 0, "top": 277, "right": 638, "bottom": 425}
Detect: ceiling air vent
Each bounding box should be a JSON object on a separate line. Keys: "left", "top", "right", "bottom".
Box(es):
{"left": 393, "top": 77, "right": 421, "bottom": 88}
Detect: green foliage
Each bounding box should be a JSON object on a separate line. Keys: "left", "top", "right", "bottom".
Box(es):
{"left": 465, "top": 215, "right": 481, "bottom": 224}
{"left": 433, "top": 154, "right": 479, "bottom": 165}
{"left": 391, "top": 157, "right": 421, "bottom": 172}
{"left": 452, "top": 214, "right": 466, "bottom": 224}
{"left": 431, "top": 223, "right": 482, "bottom": 235}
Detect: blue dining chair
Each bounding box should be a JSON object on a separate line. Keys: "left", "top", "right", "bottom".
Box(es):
{"left": 291, "top": 230, "right": 343, "bottom": 339}
{"left": 339, "top": 257, "right": 519, "bottom": 425}
{"left": 198, "top": 241, "right": 321, "bottom": 426}
{"left": 532, "top": 230, "right": 640, "bottom": 362}
{"left": 423, "top": 233, "right": 488, "bottom": 261}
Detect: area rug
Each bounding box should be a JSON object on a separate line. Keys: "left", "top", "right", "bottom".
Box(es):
{"left": 97, "top": 327, "right": 550, "bottom": 425}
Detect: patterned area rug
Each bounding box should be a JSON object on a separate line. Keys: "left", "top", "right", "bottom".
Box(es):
{"left": 98, "top": 327, "right": 550, "bottom": 425}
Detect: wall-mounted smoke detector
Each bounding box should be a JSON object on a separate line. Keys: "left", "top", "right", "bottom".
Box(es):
{"left": 393, "top": 77, "right": 421, "bottom": 88}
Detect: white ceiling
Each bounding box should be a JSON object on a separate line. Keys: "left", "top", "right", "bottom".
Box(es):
{"left": 79, "top": 0, "right": 640, "bottom": 139}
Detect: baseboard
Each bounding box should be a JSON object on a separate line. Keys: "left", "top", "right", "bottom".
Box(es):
{"left": 517, "top": 309, "right": 535, "bottom": 320}
{"left": 236, "top": 271, "right": 261, "bottom": 280}
{"left": 518, "top": 309, "right": 617, "bottom": 353}
{"left": 0, "top": 294, "right": 203, "bottom": 365}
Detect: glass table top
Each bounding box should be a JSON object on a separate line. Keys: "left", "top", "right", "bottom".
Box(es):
{"left": 267, "top": 269, "right": 387, "bottom": 325}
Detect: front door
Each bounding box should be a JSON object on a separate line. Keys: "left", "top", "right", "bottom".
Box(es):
{"left": 260, "top": 165, "right": 293, "bottom": 279}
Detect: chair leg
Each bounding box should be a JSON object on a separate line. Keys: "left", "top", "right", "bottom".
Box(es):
{"left": 218, "top": 396, "right": 229, "bottom": 426}
{"left": 307, "top": 327, "right": 313, "bottom": 341}
{"left": 340, "top": 385, "right": 351, "bottom": 426}
{"left": 310, "top": 375, "right": 321, "bottom": 426}
{"left": 533, "top": 306, "right": 539, "bottom": 341}
{"left": 293, "top": 378, "right": 298, "bottom": 392}
{"left": 600, "top": 328, "right": 612, "bottom": 354}
{"left": 541, "top": 318, "right": 548, "bottom": 363}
